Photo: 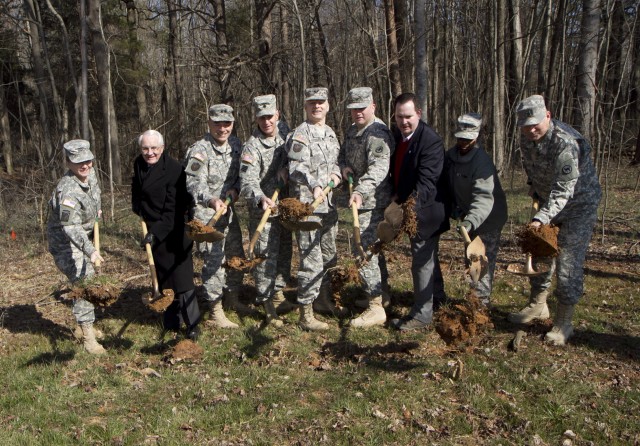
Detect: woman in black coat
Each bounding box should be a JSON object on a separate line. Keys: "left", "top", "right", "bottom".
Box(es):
{"left": 132, "top": 129, "right": 200, "bottom": 340}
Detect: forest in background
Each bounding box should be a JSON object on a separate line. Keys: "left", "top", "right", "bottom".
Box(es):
{"left": 0, "top": 0, "right": 639, "bottom": 195}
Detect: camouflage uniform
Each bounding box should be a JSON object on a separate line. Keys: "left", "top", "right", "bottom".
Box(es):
{"left": 185, "top": 132, "right": 242, "bottom": 303}
{"left": 286, "top": 121, "right": 342, "bottom": 305}
{"left": 240, "top": 120, "right": 291, "bottom": 302}
{"left": 339, "top": 116, "right": 394, "bottom": 297}
{"left": 47, "top": 168, "right": 101, "bottom": 324}
{"left": 520, "top": 119, "right": 601, "bottom": 305}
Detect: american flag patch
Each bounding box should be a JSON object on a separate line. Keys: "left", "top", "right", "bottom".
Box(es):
{"left": 241, "top": 153, "right": 254, "bottom": 164}
{"left": 193, "top": 152, "right": 206, "bottom": 161}
{"left": 62, "top": 198, "right": 77, "bottom": 208}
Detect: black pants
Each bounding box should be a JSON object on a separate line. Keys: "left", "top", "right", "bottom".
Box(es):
{"left": 163, "top": 289, "right": 201, "bottom": 331}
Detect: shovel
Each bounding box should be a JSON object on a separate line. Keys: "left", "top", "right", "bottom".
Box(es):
{"left": 280, "top": 180, "right": 334, "bottom": 231}
{"left": 506, "top": 200, "right": 551, "bottom": 276}
{"left": 247, "top": 188, "right": 280, "bottom": 260}
{"left": 348, "top": 175, "right": 367, "bottom": 260}
{"left": 140, "top": 220, "right": 174, "bottom": 310}
{"left": 93, "top": 218, "right": 102, "bottom": 270}
{"left": 459, "top": 225, "right": 488, "bottom": 283}
{"left": 186, "top": 196, "right": 231, "bottom": 243}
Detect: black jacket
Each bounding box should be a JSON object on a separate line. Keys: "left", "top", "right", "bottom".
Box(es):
{"left": 391, "top": 120, "right": 450, "bottom": 239}
{"left": 132, "top": 152, "right": 194, "bottom": 293}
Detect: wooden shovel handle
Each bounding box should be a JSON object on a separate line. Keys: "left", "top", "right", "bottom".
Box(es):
{"left": 348, "top": 174, "right": 366, "bottom": 258}
{"left": 531, "top": 199, "right": 539, "bottom": 217}
{"left": 141, "top": 220, "right": 160, "bottom": 295}
{"left": 206, "top": 196, "right": 232, "bottom": 227}
{"left": 459, "top": 224, "right": 472, "bottom": 244}
{"left": 93, "top": 220, "right": 101, "bottom": 268}
{"left": 309, "top": 180, "right": 335, "bottom": 211}
{"left": 248, "top": 189, "right": 280, "bottom": 256}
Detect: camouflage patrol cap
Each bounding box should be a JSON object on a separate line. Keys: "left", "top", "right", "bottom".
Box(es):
{"left": 305, "top": 87, "right": 328, "bottom": 101}
{"left": 63, "top": 139, "right": 94, "bottom": 163}
{"left": 454, "top": 113, "right": 482, "bottom": 140}
{"left": 208, "top": 104, "right": 235, "bottom": 122}
{"left": 346, "top": 87, "right": 373, "bottom": 109}
{"left": 253, "top": 94, "right": 277, "bottom": 117}
{"left": 516, "top": 95, "right": 547, "bottom": 126}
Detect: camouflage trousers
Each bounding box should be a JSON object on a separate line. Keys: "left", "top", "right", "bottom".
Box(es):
{"left": 199, "top": 213, "right": 245, "bottom": 303}
{"left": 529, "top": 209, "right": 597, "bottom": 305}
{"left": 472, "top": 228, "right": 502, "bottom": 301}
{"left": 248, "top": 213, "right": 293, "bottom": 303}
{"left": 48, "top": 238, "right": 96, "bottom": 324}
{"left": 355, "top": 208, "right": 389, "bottom": 297}
{"left": 224, "top": 209, "right": 245, "bottom": 293}
{"left": 295, "top": 211, "right": 338, "bottom": 305}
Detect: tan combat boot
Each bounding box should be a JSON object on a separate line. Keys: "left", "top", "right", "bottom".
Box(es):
{"left": 313, "top": 286, "right": 348, "bottom": 317}
{"left": 80, "top": 323, "right": 106, "bottom": 355}
{"left": 74, "top": 324, "right": 104, "bottom": 340}
{"left": 224, "top": 288, "right": 258, "bottom": 317}
{"left": 263, "top": 300, "right": 284, "bottom": 328}
{"left": 507, "top": 290, "right": 550, "bottom": 324}
{"left": 355, "top": 288, "right": 390, "bottom": 309}
{"left": 272, "top": 290, "right": 297, "bottom": 314}
{"left": 207, "top": 300, "right": 239, "bottom": 329}
{"left": 544, "top": 303, "right": 575, "bottom": 346}
{"left": 299, "top": 304, "right": 329, "bottom": 332}
{"left": 350, "top": 296, "right": 386, "bottom": 328}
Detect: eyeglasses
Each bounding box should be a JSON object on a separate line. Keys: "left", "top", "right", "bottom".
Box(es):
{"left": 141, "top": 146, "right": 163, "bottom": 153}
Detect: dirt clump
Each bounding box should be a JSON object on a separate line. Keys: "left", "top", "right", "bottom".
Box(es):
{"left": 186, "top": 219, "right": 215, "bottom": 235}
{"left": 142, "top": 289, "right": 175, "bottom": 313}
{"left": 278, "top": 198, "right": 313, "bottom": 221}
{"left": 400, "top": 196, "right": 418, "bottom": 238}
{"left": 224, "top": 256, "right": 265, "bottom": 272}
{"left": 516, "top": 224, "right": 559, "bottom": 257}
{"left": 68, "top": 283, "right": 120, "bottom": 307}
{"left": 434, "top": 290, "right": 493, "bottom": 347}
{"left": 329, "top": 263, "right": 361, "bottom": 306}
{"left": 167, "top": 339, "right": 203, "bottom": 362}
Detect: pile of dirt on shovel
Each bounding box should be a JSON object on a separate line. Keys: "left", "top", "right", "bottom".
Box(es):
{"left": 516, "top": 224, "right": 559, "bottom": 257}
{"left": 186, "top": 219, "right": 215, "bottom": 234}
{"left": 142, "top": 290, "right": 175, "bottom": 313}
{"left": 329, "top": 263, "right": 361, "bottom": 307}
{"left": 278, "top": 198, "right": 313, "bottom": 220}
{"left": 434, "top": 290, "right": 493, "bottom": 347}
{"left": 224, "top": 256, "right": 265, "bottom": 272}
{"left": 68, "top": 283, "right": 120, "bottom": 307}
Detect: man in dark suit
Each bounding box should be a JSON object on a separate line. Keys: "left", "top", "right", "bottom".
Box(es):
{"left": 132, "top": 129, "right": 201, "bottom": 340}
{"left": 388, "top": 93, "right": 449, "bottom": 330}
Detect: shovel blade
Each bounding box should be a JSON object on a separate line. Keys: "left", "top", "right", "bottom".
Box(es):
{"left": 187, "top": 230, "right": 225, "bottom": 243}
{"left": 280, "top": 217, "right": 322, "bottom": 232}
{"left": 506, "top": 262, "right": 549, "bottom": 276}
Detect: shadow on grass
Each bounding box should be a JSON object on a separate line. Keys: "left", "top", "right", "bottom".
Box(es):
{"left": 241, "top": 325, "right": 275, "bottom": 359}
{"left": 24, "top": 349, "right": 75, "bottom": 366}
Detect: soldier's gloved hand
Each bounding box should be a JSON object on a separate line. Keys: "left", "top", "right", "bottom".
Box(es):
{"left": 383, "top": 201, "right": 404, "bottom": 229}
{"left": 141, "top": 232, "right": 156, "bottom": 249}
{"left": 457, "top": 220, "right": 473, "bottom": 235}
{"left": 90, "top": 251, "right": 104, "bottom": 265}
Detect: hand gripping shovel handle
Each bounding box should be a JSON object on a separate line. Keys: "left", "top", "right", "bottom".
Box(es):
{"left": 141, "top": 220, "right": 160, "bottom": 296}
{"left": 248, "top": 188, "right": 280, "bottom": 258}
{"left": 348, "top": 175, "right": 366, "bottom": 259}
{"left": 459, "top": 224, "right": 472, "bottom": 245}
{"left": 93, "top": 219, "right": 102, "bottom": 268}
{"left": 309, "top": 180, "right": 335, "bottom": 211}
{"left": 206, "top": 196, "right": 233, "bottom": 227}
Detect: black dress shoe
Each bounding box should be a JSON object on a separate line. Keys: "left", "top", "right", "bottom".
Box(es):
{"left": 390, "top": 316, "right": 429, "bottom": 331}
{"left": 186, "top": 325, "right": 201, "bottom": 341}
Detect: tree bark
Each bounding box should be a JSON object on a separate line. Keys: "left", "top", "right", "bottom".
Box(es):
{"left": 414, "top": 0, "right": 428, "bottom": 113}
{"left": 0, "top": 79, "right": 13, "bottom": 175}
{"left": 575, "top": 0, "right": 601, "bottom": 143}
{"left": 167, "top": 0, "right": 186, "bottom": 150}
{"left": 383, "top": 0, "right": 402, "bottom": 98}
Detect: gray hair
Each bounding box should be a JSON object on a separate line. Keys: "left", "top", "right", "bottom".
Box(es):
{"left": 138, "top": 129, "right": 165, "bottom": 147}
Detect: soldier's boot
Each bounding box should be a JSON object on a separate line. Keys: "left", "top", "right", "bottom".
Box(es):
{"left": 224, "top": 289, "right": 258, "bottom": 317}
{"left": 507, "top": 290, "right": 550, "bottom": 324}
{"left": 80, "top": 323, "right": 106, "bottom": 355}
{"left": 313, "top": 285, "right": 348, "bottom": 317}
{"left": 350, "top": 296, "right": 386, "bottom": 328}
{"left": 272, "top": 290, "right": 297, "bottom": 314}
{"left": 544, "top": 303, "right": 575, "bottom": 346}
{"left": 74, "top": 325, "right": 104, "bottom": 340}
{"left": 263, "top": 300, "right": 284, "bottom": 328}
{"left": 207, "top": 300, "right": 239, "bottom": 329}
{"left": 298, "top": 304, "right": 329, "bottom": 332}
{"left": 355, "top": 289, "right": 391, "bottom": 309}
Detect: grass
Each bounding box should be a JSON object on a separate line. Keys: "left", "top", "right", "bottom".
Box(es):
{"left": 0, "top": 167, "right": 638, "bottom": 445}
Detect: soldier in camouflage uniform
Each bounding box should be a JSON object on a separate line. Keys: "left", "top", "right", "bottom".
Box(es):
{"left": 239, "top": 94, "right": 296, "bottom": 326}
{"left": 184, "top": 104, "right": 248, "bottom": 329}
{"left": 508, "top": 95, "right": 602, "bottom": 346}
{"left": 444, "top": 113, "right": 508, "bottom": 305}
{"left": 47, "top": 140, "right": 106, "bottom": 355}
{"left": 286, "top": 87, "right": 343, "bottom": 331}
{"left": 338, "top": 87, "right": 394, "bottom": 328}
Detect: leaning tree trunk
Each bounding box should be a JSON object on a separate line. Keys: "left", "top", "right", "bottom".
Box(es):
{"left": 383, "top": 0, "right": 402, "bottom": 98}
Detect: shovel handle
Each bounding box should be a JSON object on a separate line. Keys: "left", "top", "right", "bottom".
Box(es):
{"left": 141, "top": 220, "right": 160, "bottom": 295}
{"left": 93, "top": 220, "right": 101, "bottom": 268}
{"left": 348, "top": 175, "right": 366, "bottom": 258}
{"left": 248, "top": 189, "right": 280, "bottom": 257}
{"left": 459, "top": 224, "right": 472, "bottom": 244}
{"left": 309, "top": 180, "right": 335, "bottom": 211}
{"left": 531, "top": 199, "right": 539, "bottom": 217}
{"left": 206, "top": 196, "right": 232, "bottom": 227}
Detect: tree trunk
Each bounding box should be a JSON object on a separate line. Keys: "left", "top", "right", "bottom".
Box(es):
{"left": 80, "top": 0, "right": 89, "bottom": 140}
{"left": 546, "top": 0, "right": 567, "bottom": 105}
{"left": 507, "top": 0, "right": 524, "bottom": 104}
{"left": 492, "top": 0, "right": 507, "bottom": 173}
{"left": 124, "top": 0, "right": 149, "bottom": 129}
{"left": 537, "top": 0, "right": 552, "bottom": 92}
{"left": 0, "top": 79, "right": 13, "bottom": 175}
{"left": 575, "top": 0, "right": 601, "bottom": 144}
{"left": 383, "top": 0, "right": 402, "bottom": 98}
{"left": 414, "top": 0, "right": 428, "bottom": 113}
{"left": 209, "top": 0, "right": 232, "bottom": 102}
{"left": 279, "top": 4, "right": 292, "bottom": 125}
{"left": 167, "top": 0, "right": 186, "bottom": 150}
